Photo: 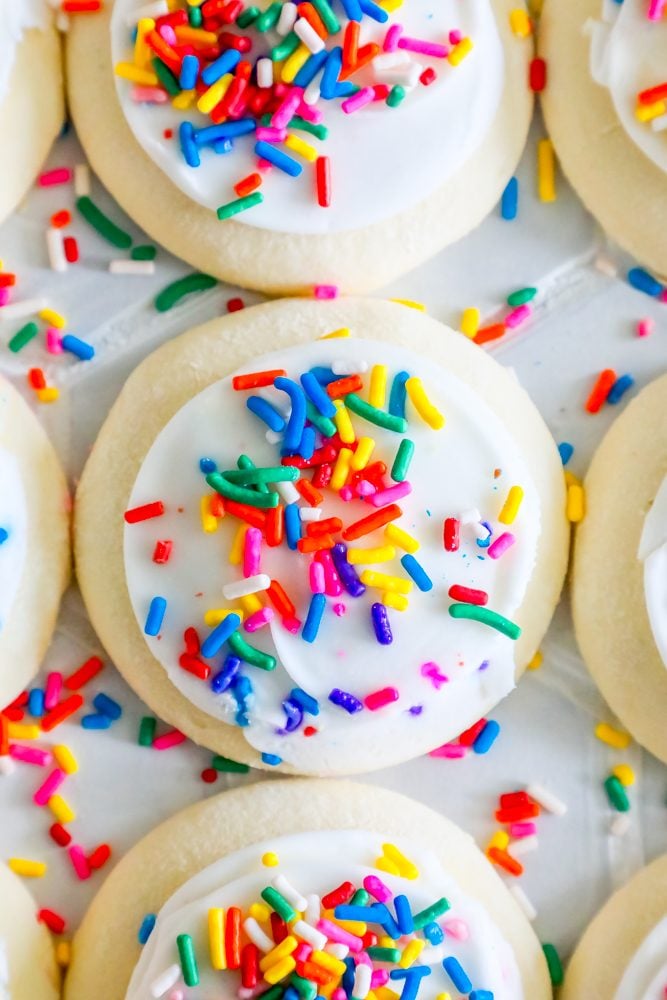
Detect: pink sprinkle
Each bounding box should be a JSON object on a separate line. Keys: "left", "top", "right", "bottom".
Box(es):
{"left": 357, "top": 481, "right": 376, "bottom": 497}
{"left": 309, "top": 562, "right": 326, "bottom": 594}
{"left": 333, "top": 602, "right": 346, "bottom": 616}
{"left": 332, "top": 991, "right": 347, "bottom": 1000}
{"left": 152, "top": 729, "right": 186, "bottom": 750}
{"left": 282, "top": 615, "right": 302, "bottom": 633}
{"left": 0, "top": 288, "right": 11, "bottom": 307}
{"left": 9, "top": 744, "right": 53, "bottom": 767}
{"left": 158, "top": 23, "right": 177, "bottom": 43}
{"left": 44, "top": 672, "right": 63, "bottom": 711}
{"left": 487, "top": 531, "right": 515, "bottom": 560}
{"left": 648, "top": 0, "right": 666, "bottom": 18}
{"left": 131, "top": 85, "right": 169, "bottom": 103}
{"left": 314, "top": 285, "right": 339, "bottom": 300}
{"left": 443, "top": 918, "right": 469, "bottom": 941}
{"left": 256, "top": 126, "right": 287, "bottom": 142}
{"left": 341, "top": 86, "right": 375, "bottom": 114}
{"left": 397, "top": 37, "right": 448, "bottom": 58}
{"left": 294, "top": 943, "right": 312, "bottom": 963}
{"left": 509, "top": 821, "right": 537, "bottom": 838}
{"left": 339, "top": 486, "right": 354, "bottom": 501}
{"left": 38, "top": 168, "right": 72, "bottom": 188}
{"left": 364, "top": 687, "right": 399, "bottom": 711}
{"left": 505, "top": 304, "right": 531, "bottom": 329}
{"left": 429, "top": 742, "right": 467, "bottom": 759}
{"left": 362, "top": 875, "right": 393, "bottom": 903}
{"left": 296, "top": 101, "right": 323, "bottom": 124}
{"left": 449, "top": 29, "right": 463, "bottom": 45}
{"left": 271, "top": 88, "right": 303, "bottom": 129}
{"left": 637, "top": 317, "right": 654, "bottom": 337}
{"left": 46, "top": 328, "right": 63, "bottom": 354}
{"left": 257, "top": 158, "right": 274, "bottom": 171}
{"left": 244, "top": 607, "right": 274, "bottom": 632}
{"left": 68, "top": 844, "right": 91, "bottom": 881}
{"left": 420, "top": 661, "right": 449, "bottom": 689}
{"left": 659, "top": 289, "right": 667, "bottom": 303}
{"left": 368, "top": 481, "right": 412, "bottom": 508}
{"left": 316, "top": 919, "right": 363, "bottom": 952}
{"left": 243, "top": 526, "right": 262, "bottom": 578}
{"left": 383, "top": 23, "right": 402, "bottom": 51}
{"left": 34, "top": 767, "right": 66, "bottom": 806}
{"left": 371, "top": 971, "right": 389, "bottom": 988}
{"left": 316, "top": 550, "right": 343, "bottom": 596}
{"left": 169, "top": 992, "right": 184, "bottom": 1000}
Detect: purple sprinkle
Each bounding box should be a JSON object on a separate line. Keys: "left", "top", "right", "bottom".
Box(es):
{"left": 331, "top": 542, "right": 366, "bottom": 598}
{"left": 275, "top": 698, "right": 304, "bottom": 735}
{"left": 408, "top": 705, "right": 423, "bottom": 716}
{"left": 329, "top": 688, "right": 364, "bottom": 714}
{"left": 478, "top": 659, "right": 490, "bottom": 671}
{"left": 371, "top": 602, "right": 393, "bottom": 645}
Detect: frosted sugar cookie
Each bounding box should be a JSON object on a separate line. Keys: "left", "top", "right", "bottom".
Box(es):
{"left": 572, "top": 373, "right": 667, "bottom": 762}
{"left": 561, "top": 853, "right": 667, "bottom": 999}
{"left": 66, "top": 0, "right": 533, "bottom": 294}
{"left": 540, "top": 0, "right": 667, "bottom": 276}
{"left": 0, "top": 375, "right": 71, "bottom": 708}
{"left": 0, "top": 862, "right": 60, "bottom": 1000}
{"left": 74, "top": 298, "right": 568, "bottom": 774}
{"left": 0, "top": 3, "right": 64, "bottom": 225}
{"left": 64, "top": 779, "right": 552, "bottom": 1000}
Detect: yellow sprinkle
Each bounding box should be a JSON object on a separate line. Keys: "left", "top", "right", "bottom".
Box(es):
{"left": 375, "top": 991, "right": 400, "bottom": 1000}
{"left": 328, "top": 914, "right": 367, "bottom": 935}
{"left": 400, "top": 940, "right": 425, "bottom": 968}
{"left": 612, "top": 764, "right": 635, "bottom": 787}
{"left": 384, "top": 523, "right": 420, "bottom": 554}
{"left": 53, "top": 744, "right": 78, "bottom": 775}
{"left": 48, "top": 795, "right": 75, "bottom": 825}
{"left": 260, "top": 937, "right": 298, "bottom": 973}
{"left": 566, "top": 483, "right": 585, "bottom": 523}
{"left": 537, "top": 138, "right": 557, "bottom": 202}
{"left": 197, "top": 74, "right": 232, "bottom": 114}
{"left": 448, "top": 37, "right": 473, "bottom": 65}
{"left": 37, "top": 388, "right": 60, "bottom": 404}
{"left": 7, "top": 723, "right": 40, "bottom": 740}
{"left": 499, "top": 485, "right": 524, "bottom": 525}
{"left": 390, "top": 298, "right": 426, "bottom": 311}
{"left": 564, "top": 470, "right": 580, "bottom": 487}
{"left": 229, "top": 523, "right": 248, "bottom": 565}
{"left": 264, "top": 956, "right": 296, "bottom": 984}
{"left": 331, "top": 447, "right": 353, "bottom": 491}
{"left": 311, "top": 951, "right": 347, "bottom": 976}
{"left": 378, "top": 0, "right": 403, "bottom": 10}
{"left": 250, "top": 902, "right": 271, "bottom": 923}
{"left": 436, "top": 994, "right": 452, "bottom": 1000}
{"left": 360, "top": 570, "right": 412, "bottom": 595}
{"left": 174, "top": 26, "right": 218, "bottom": 44}
{"left": 284, "top": 133, "right": 318, "bottom": 162}
{"left": 405, "top": 377, "right": 444, "bottom": 430}
{"left": 240, "top": 593, "right": 263, "bottom": 615}
{"left": 527, "top": 650, "right": 543, "bottom": 671}
{"left": 204, "top": 608, "right": 244, "bottom": 627}
{"left": 134, "top": 17, "right": 155, "bottom": 68}
{"left": 595, "top": 723, "right": 631, "bottom": 749}
{"left": 262, "top": 852, "right": 279, "bottom": 868}
{"left": 209, "top": 908, "right": 226, "bottom": 970}
{"left": 375, "top": 856, "right": 401, "bottom": 877}
{"left": 460, "top": 307, "right": 480, "bottom": 339}
{"left": 172, "top": 89, "right": 196, "bottom": 110}
{"left": 38, "top": 308, "right": 66, "bottom": 329}
{"left": 114, "top": 62, "right": 159, "bottom": 86}
{"left": 487, "top": 829, "right": 510, "bottom": 852}
{"left": 200, "top": 495, "right": 219, "bottom": 533}
{"left": 319, "top": 327, "right": 350, "bottom": 340}
{"left": 382, "top": 591, "right": 409, "bottom": 612}
{"left": 350, "top": 436, "right": 375, "bottom": 471}
{"left": 282, "top": 43, "right": 312, "bottom": 83}
{"left": 378, "top": 937, "right": 396, "bottom": 950}
{"left": 381, "top": 843, "right": 419, "bottom": 879}
{"left": 8, "top": 858, "right": 46, "bottom": 878}
{"left": 368, "top": 365, "right": 388, "bottom": 409}
{"left": 333, "top": 400, "right": 356, "bottom": 444}
{"left": 635, "top": 99, "right": 666, "bottom": 123}
{"left": 509, "top": 7, "right": 532, "bottom": 36}
{"left": 347, "top": 545, "right": 396, "bottom": 565}
{"left": 55, "top": 940, "right": 71, "bottom": 967}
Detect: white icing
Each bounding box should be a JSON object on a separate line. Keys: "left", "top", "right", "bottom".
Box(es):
{"left": 0, "top": 448, "right": 28, "bottom": 635}
{"left": 125, "top": 829, "right": 525, "bottom": 1000}
{"left": 613, "top": 916, "right": 667, "bottom": 1000}
{"left": 110, "top": 0, "right": 504, "bottom": 234}
{"left": 0, "top": 939, "right": 9, "bottom": 1000}
{"left": 639, "top": 472, "right": 667, "bottom": 669}
{"left": 123, "top": 339, "right": 540, "bottom": 773}
{"left": 0, "top": 0, "right": 51, "bottom": 103}
{"left": 589, "top": 0, "right": 667, "bottom": 174}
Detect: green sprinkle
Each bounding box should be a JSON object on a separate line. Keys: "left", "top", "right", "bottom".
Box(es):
{"left": 507, "top": 286, "right": 537, "bottom": 307}
{"left": 306, "top": 401, "right": 336, "bottom": 438}
{"left": 237, "top": 453, "right": 269, "bottom": 495}
{"left": 351, "top": 888, "right": 370, "bottom": 906}
{"left": 154, "top": 272, "right": 218, "bottom": 312}
{"left": 542, "top": 943, "right": 563, "bottom": 986}
{"left": 236, "top": 5, "right": 260, "bottom": 27}
{"left": 387, "top": 85, "right": 406, "bottom": 108}
{"left": 605, "top": 775, "right": 630, "bottom": 812}
{"left": 188, "top": 5, "right": 202, "bottom": 25}
{"left": 367, "top": 947, "right": 401, "bottom": 962}
{"left": 345, "top": 393, "right": 407, "bottom": 433}
{"left": 76, "top": 196, "right": 132, "bottom": 249}
{"left": 254, "top": 1, "right": 282, "bottom": 31}
{"left": 261, "top": 886, "right": 296, "bottom": 923}
{"left": 259, "top": 988, "right": 284, "bottom": 1000}
{"left": 272, "top": 31, "right": 300, "bottom": 61}
{"left": 290, "top": 974, "right": 317, "bottom": 1000}
{"left": 206, "top": 471, "right": 279, "bottom": 509}
{"left": 310, "top": 0, "right": 340, "bottom": 33}
{"left": 228, "top": 631, "right": 277, "bottom": 671}
{"left": 448, "top": 603, "right": 522, "bottom": 640}
{"left": 177, "top": 934, "right": 199, "bottom": 987}
{"left": 151, "top": 56, "right": 180, "bottom": 95}
{"left": 261, "top": 114, "right": 329, "bottom": 141}
{"left": 138, "top": 716, "right": 157, "bottom": 747}
{"left": 131, "top": 244, "right": 157, "bottom": 261}
{"left": 224, "top": 466, "right": 300, "bottom": 486}
{"left": 211, "top": 755, "right": 250, "bottom": 773}
{"left": 391, "top": 438, "right": 415, "bottom": 482}
{"left": 412, "top": 897, "right": 450, "bottom": 929}
{"left": 217, "top": 192, "right": 264, "bottom": 221}
{"left": 8, "top": 322, "right": 38, "bottom": 353}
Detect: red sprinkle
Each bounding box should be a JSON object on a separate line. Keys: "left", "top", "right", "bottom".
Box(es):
{"left": 88, "top": 843, "right": 112, "bottom": 870}
{"left": 226, "top": 907, "right": 242, "bottom": 969}
{"left": 420, "top": 67, "right": 437, "bottom": 86}
{"left": 28, "top": 368, "right": 47, "bottom": 390}
{"left": 179, "top": 653, "right": 211, "bottom": 680}
{"left": 316, "top": 156, "right": 331, "bottom": 208}
{"left": 201, "top": 767, "right": 218, "bottom": 783}
{"left": 227, "top": 297, "right": 245, "bottom": 313}
{"left": 443, "top": 517, "right": 460, "bottom": 552}
{"left": 152, "top": 539, "right": 173, "bottom": 564}
{"left": 458, "top": 718, "right": 487, "bottom": 747}
{"left": 0, "top": 273, "right": 16, "bottom": 287}
{"left": 38, "top": 909, "right": 67, "bottom": 934}
{"left": 41, "top": 694, "right": 84, "bottom": 732}
{"left": 585, "top": 368, "right": 617, "bottom": 414}
{"left": 64, "top": 656, "right": 104, "bottom": 691}
{"left": 529, "top": 56, "right": 547, "bottom": 93}
{"left": 49, "top": 822, "right": 73, "bottom": 847}
{"left": 447, "top": 584, "right": 488, "bottom": 605}
{"left": 124, "top": 501, "right": 165, "bottom": 523}
{"left": 495, "top": 802, "right": 540, "bottom": 823}
{"left": 232, "top": 369, "right": 286, "bottom": 391}
{"left": 63, "top": 236, "right": 80, "bottom": 263}
{"left": 321, "top": 881, "right": 355, "bottom": 909}
{"left": 241, "top": 943, "right": 259, "bottom": 989}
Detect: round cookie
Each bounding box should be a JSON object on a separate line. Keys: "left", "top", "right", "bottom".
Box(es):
{"left": 561, "top": 853, "right": 667, "bottom": 999}
{"left": 74, "top": 297, "right": 568, "bottom": 774}
{"left": 66, "top": 0, "right": 533, "bottom": 295}
{"left": 0, "top": 375, "right": 71, "bottom": 709}
{"left": 0, "top": 5, "right": 64, "bottom": 225}
{"left": 540, "top": 0, "right": 667, "bottom": 277}
{"left": 64, "top": 779, "right": 552, "bottom": 1000}
{"left": 572, "top": 373, "right": 667, "bottom": 763}
{"left": 0, "top": 862, "right": 60, "bottom": 1000}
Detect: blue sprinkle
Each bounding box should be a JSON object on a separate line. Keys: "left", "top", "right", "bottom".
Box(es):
{"left": 342, "top": 956, "right": 356, "bottom": 997}
{"left": 179, "top": 53, "right": 199, "bottom": 90}
{"left": 388, "top": 370, "right": 409, "bottom": 418}
{"left": 279, "top": 698, "right": 303, "bottom": 734}
{"left": 61, "top": 334, "right": 95, "bottom": 361}
{"left": 302, "top": 592, "right": 326, "bottom": 643}
{"left": 92, "top": 692, "right": 122, "bottom": 721}
{"left": 144, "top": 596, "right": 167, "bottom": 636}
{"left": 320, "top": 46, "right": 343, "bottom": 99}
{"left": 557, "top": 442, "right": 574, "bottom": 466}
{"left": 275, "top": 377, "right": 307, "bottom": 452}
{"left": 247, "top": 395, "right": 286, "bottom": 433}
{"left": 371, "top": 902, "right": 401, "bottom": 939}
{"left": 290, "top": 687, "right": 320, "bottom": 716}
{"left": 293, "top": 49, "right": 329, "bottom": 88}
{"left": 199, "top": 457, "right": 217, "bottom": 473}
{"left": 473, "top": 719, "right": 501, "bottom": 754}
{"left": 329, "top": 688, "right": 363, "bottom": 714}
{"left": 254, "top": 141, "right": 302, "bottom": 177}
{"left": 423, "top": 921, "right": 444, "bottom": 945}
{"left": 627, "top": 266, "right": 663, "bottom": 298}
{"left": 334, "top": 904, "right": 373, "bottom": 921}
{"left": 470, "top": 992, "right": 495, "bottom": 1000}
{"left": 213, "top": 137, "right": 234, "bottom": 155}
{"left": 607, "top": 373, "right": 635, "bottom": 404}
{"left": 285, "top": 503, "right": 302, "bottom": 551}
{"left": 232, "top": 674, "right": 252, "bottom": 727}
{"left": 389, "top": 966, "right": 431, "bottom": 1000}
{"left": 179, "top": 121, "right": 200, "bottom": 167}
{"left": 28, "top": 689, "right": 44, "bottom": 718}
{"left": 138, "top": 913, "right": 156, "bottom": 945}
{"left": 201, "top": 47, "right": 241, "bottom": 86}
{"left": 194, "top": 119, "right": 255, "bottom": 145}
{"left": 359, "top": 0, "right": 389, "bottom": 20}
{"left": 443, "top": 956, "right": 472, "bottom": 993}
{"left": 283, "top": 988, "right": 300, "bottom": 1000}
{"left": 394, "top": 894, "right": 414, "bottom": 934}
{"left": 400, "top": 554, "right": 433, "bottom": 592}
{"left": 309, "top": 366, "right": 338, "bottom": 385}
{"left": 339, "top": 0, "right": 363, "bottom": 19}
{"left": 500, "top": 176, "right": 518, "bottom": 220}
{"left": 201, "top": 613, "right": 241, "bottom": 658}
{"left": 0, "top": 528, "right": 8, "bottom": 545}
{"left": 299, "top": 425, "right": 316, "bottom": 461}
{"left": 81, "top": 713, "right": 112, "bottom": 730}
{"left": 211, "top": 655, "right": 242, "bottom": 695}
{"left": 301, "top": 371, "right": 337, "bottom": 419}
{"left": 261, "top": 752, "right": 282, "bottom": 766}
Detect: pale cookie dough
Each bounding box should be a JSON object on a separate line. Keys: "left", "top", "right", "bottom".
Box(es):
{"left": 64, "top": 779, "right": 552, "bottom": 1000}
{"left": 65, "top": 0, "right": 533, "bottom": 295}
{"left": 74, "top": 298, "right": 568, "bottom": 774}
{"left": 572, "top": 373, "right": 667, "bottom": 763}
{"left": 0, "top": 23, "right": 64, "bottom": 226}
{"left": 540, "top": 0, "right": 667, "bottom": 277}
{"left": 0, "top": 863, "right": 60, "bottom": 1000}
{"left": 561, "top": 853, "right": 667, "bottom": 999}
{"left": 0, "top": 375, "right": 71, "bottom": 709}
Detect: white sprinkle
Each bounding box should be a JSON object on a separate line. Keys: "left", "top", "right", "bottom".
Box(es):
{"left": 294, "top": 16, "right": 325, "bottom": 53}
{"left": 257, "top": 57, "right": 274, "bottom": 89}
{"left": 305, "top": 893, "right": 320, "bottom": 925}
{"left": 509, "top": 834, "right": 538, "bottom": 857}
{"left": 373, "top": 51, "right": 410, "bottom": 73}
{"left": 109, "top": 259, "right": 156, "bottom": 276}
{"left": 376, "top": 61, "right": 421, "bottom": 88}
{"left": 74, "top": 163, "right": 91, "bottom": 197}
{"left": 0, "top": 298, "right": 48, "bottom": 322}
{"left": 243, "top": 917, "right": 274, "bottom": 952}
{"left": 527, "top": 782, "right": 567, "bottom": 816}
{"left": 273, "top": 873, "right": 307, "bottom": 911}
{"left": 276, "top": 1, "right": 297, "bottom": 34}
{"left": 299, "top": 507, "right": 323, "bottom": 522}
{"left": 610, "top": 814, "right": 631, "bottom": 837}
{"left": 274, "top": 481, "right": 300, "bottom": 504}
{"left": 292, "top": 920, "right": 327, "bottom": 951}
{"left": 266, "top": 430, "right": 282, "bottom": 445}
{"left": 222, "top": 574, "right": 271, "bottom": 600}
{"left": 510, "top": 885, "right": 537, "bottom": 921}
{"left": 46, "top": 229, "right": 68, "bottom": 273}
{"left": 0, "top": 757, "right": 16, "bottom": 776}
{"left": 303, "top": 80, "right": 321, "bottom": 106}
{"left": 326, "top": 943, "right": 349, "bottom": 959}
{"left": 460, "top": 508, "right": 481, "bottom": 524}
{"left": 353, "top": 964, "right": 371, "bottom": 1000}
{"left": 332, "top": 358, "right": 369, "bottom": 375}
{"left": 150, "top": 963, "right": 181, "bottom": 998}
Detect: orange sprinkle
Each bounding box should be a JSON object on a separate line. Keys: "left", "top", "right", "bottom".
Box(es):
{"left": 342, "top": 21, "right": 359, "bottom": 69}
{"left": 474, "top": 323, "right": 506, "bottom": 346}
{"left": 234, "top": 173, "right": 262, "bottom": 198}
{"left": 297, "top": 2, "right": 328, "bottom": 38}
{"left": 295, "top": 479, "right": 323, "bottom": 506}
{"left": 585, "top": 369, "right": 617, "bottom": 414}
{"left": 50, "top": 210, "right": 72, "bottom": 229}
{"left": 487, "top": 846, "right": 524, "bottom": 877}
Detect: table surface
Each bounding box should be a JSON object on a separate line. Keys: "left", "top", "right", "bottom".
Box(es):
{"left": 1, "top": 112, "right": 666, "bottom": 967}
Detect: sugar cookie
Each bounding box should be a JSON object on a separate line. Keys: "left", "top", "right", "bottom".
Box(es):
{"left": 0, "top": 862, "right": 59, "bottom": 1000}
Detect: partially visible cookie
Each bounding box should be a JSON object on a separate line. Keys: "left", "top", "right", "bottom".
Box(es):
{"left": 0, "top": 863, "right": 60, "bottom": 1000}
